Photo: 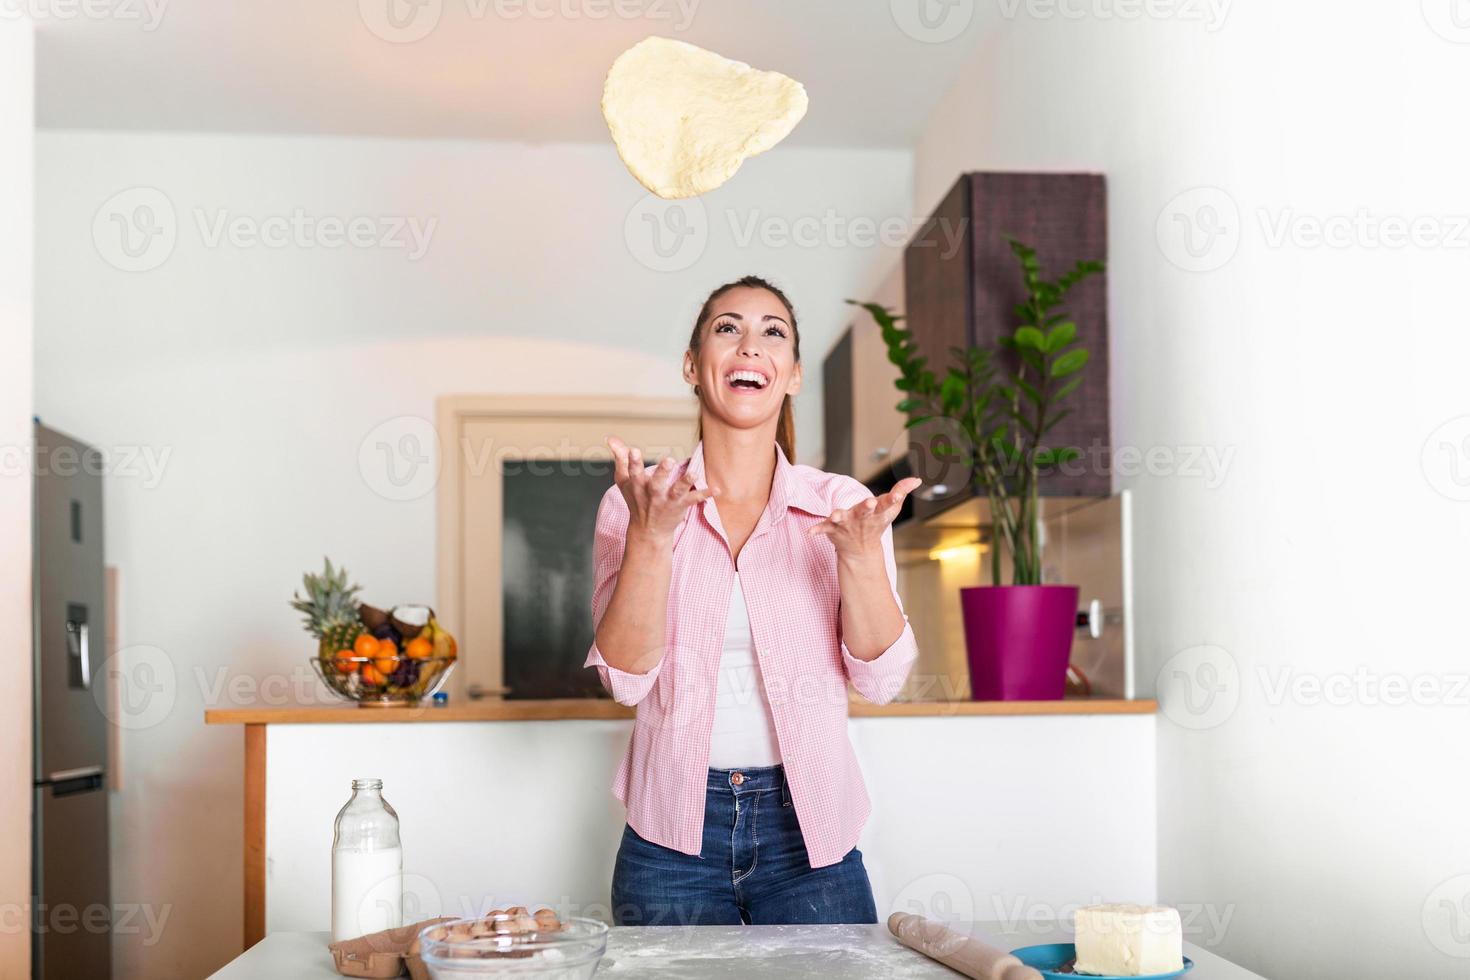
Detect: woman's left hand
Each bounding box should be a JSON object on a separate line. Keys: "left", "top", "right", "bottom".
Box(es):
{"left": 807, "top": 477, "right": 922, "bottom": 559}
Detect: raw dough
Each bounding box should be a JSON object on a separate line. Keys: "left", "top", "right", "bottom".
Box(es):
{"left": 601, "top": 36, "right": 808, "bottom": 199}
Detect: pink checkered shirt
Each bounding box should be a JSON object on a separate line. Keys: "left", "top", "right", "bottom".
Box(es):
{"left": 583, "top": 440, "right": 919, "bottom": 868}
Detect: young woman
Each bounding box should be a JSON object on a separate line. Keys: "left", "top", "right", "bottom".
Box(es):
{"left": 584, "top": 275, "right": 922, "bottom": 926}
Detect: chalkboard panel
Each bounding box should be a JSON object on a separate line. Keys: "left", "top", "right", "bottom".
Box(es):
{"left": 501, "top": 457, "right": 641, "bottom": 699}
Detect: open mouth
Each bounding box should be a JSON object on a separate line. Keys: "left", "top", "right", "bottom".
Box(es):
{"left": 724, "top": 369, "right": 771, "bottom": 392}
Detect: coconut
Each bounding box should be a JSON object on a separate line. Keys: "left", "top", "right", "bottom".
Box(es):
{"left": 390, "top": 604, "right": 433, "bottom": 640}
{"left": 358, "top": 604, "right": 390, "bottom": 631}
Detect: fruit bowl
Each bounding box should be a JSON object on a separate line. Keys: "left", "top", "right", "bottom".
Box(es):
{"left": 291, "top": 560, "right": 461, "bottom": 707}
{"left": 310, "top": 652, "right": 456, "bottom": 707}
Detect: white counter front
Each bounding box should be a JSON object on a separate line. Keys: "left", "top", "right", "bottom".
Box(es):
{"left": 258, "top": 713, "right": 1157, "bottom": 933}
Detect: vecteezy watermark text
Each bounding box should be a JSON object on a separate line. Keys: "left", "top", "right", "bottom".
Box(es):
{"left": 1257, "top": 208, "right": 1470, "bottom": 251}
{"left": 0, "top": 0, "right": 168, "bottom": 29}
{"left": 1158, "top": 186, "right": 1470, "bottom": 272}
{"left": 1258, "top": 666, "right": 1470, "bottom": 708}
{"left": 358, "top": 0, "right": 699, "bottom": 44}
{"left": 989, "top": 896, "right": 1235, "bottom": 947}
{"left": 0, "top": 902, "right": 172, "bottom": 947}
{"left": 623, "top": 194, "right": 969, "bottom": 273}
{"left": 93, "top": 187, "right": 438, "bottom": 273}
{"left": 0, "top": 442, "right": 171, "bottom": 489}
{"left": 193, "top": 209, "right": 436, "bottom": 259}
{"left": 994, "top": 0, "right": 1230, "bottom": 32}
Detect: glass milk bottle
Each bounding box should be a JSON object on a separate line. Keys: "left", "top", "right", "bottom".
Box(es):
{"left": 331, "top": 778, "right": 403, "bottom": 941}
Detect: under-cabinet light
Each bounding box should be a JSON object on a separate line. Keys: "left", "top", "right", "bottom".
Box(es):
{"left": 928, "top": 542, "right": 988, "bottom": 562}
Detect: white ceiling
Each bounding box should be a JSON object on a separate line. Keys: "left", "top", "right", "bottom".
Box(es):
{"left": 34, "top": 1, "right": 988, "bottom": 147}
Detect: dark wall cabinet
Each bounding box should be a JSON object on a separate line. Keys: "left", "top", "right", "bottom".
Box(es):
{"left": 903, "top": 172, "right": 1110, "bottom": 516}
{"left": 822, "top": 328, "right": 855, "bottom": 477}
{"left": 822, "top": 313, "right": 909, "bottom": 484}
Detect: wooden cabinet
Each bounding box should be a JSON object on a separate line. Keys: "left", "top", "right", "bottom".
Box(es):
{"left": 903, "top": 172, "right": 1110, "bottom": 515}
{"left": 822, "top": 315, "right": 908, "bottom": 483}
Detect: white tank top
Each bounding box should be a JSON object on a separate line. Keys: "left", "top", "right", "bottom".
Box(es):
{"left": 706, "top": 573, "right": 783, "bottom": 769}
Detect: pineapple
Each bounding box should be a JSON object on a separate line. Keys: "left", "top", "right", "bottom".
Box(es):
{"left": 290, "top": 558, "right": 365, "bottom": 656}
{"left": 322, "top": 618, "right": 366, "bottom": 654}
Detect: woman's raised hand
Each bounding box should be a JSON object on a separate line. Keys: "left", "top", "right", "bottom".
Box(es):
{"left": 807, "top": 477, "right": 922, "bottom": 559}
{"left": 607, "top": 435, "right": 719, "bottom": 546}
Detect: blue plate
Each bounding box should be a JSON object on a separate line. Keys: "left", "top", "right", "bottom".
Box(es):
{"left": 1010, "top": 943, "right": 1195, "bottom": 980}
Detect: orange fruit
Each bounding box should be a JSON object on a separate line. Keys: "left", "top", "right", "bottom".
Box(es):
{"left": 333, "top": 650, "right": 358, "bottom": 675}
{"left": 372, "top": 637, "right": 399, "bottom": 676}
{"left": 359, "top": 663, "right": 382, "bottom": 685}
{"left": 353, "top": 634, "right": 378, "bottom": 658}
{"left": 406, "top": 637, "right": 433, "bottom": 660}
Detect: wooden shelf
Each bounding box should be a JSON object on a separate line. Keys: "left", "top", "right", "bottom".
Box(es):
{"left": 204, "top": 697, "right": 1156, "bottom": 725}
{"left": 850, "top": 698, "right": 1153, "bottom": 718}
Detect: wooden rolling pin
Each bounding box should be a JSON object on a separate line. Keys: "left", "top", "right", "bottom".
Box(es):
{"left": 888, "top": 912, "right": 1044, "bottom": 980}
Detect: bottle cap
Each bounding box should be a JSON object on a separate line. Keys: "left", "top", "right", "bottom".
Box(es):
{"left": 432, "top": 692, "right": 448, "bottom": 705}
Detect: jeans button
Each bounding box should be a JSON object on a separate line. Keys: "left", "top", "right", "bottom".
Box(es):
{"left": 731, "top": 772, "right": 744, "bottom": 785}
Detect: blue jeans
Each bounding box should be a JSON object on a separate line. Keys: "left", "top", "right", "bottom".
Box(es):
{"left": 611, "top": 764, "right": 879, "bottom": 925}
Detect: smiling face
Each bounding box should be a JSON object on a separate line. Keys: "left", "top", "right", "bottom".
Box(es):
{"left": 683, "top": 284, "right": 802, "bottom": 437}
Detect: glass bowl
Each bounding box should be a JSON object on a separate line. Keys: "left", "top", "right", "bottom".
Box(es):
{"left": 309, "top": 654, "right": 456, "bottom": 707}
{"left": 417, "top": 915, "right": 608, "bottom": 979}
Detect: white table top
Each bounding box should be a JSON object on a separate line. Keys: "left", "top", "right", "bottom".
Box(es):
{"left": 209, "top": 923, "right": 1267, "bottom": 979}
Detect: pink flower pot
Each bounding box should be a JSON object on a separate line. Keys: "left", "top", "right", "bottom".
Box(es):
{"left": 959, "top": 585, "right": 1079, "bottom": 700}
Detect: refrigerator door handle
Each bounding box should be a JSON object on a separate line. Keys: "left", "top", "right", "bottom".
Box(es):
{"left": 38, "top": 766, "right": 106, "bottom": 797}
{"left": 44, "top": 765, "right": 104, "bottom": 784}
{"left": 67, "top": 620, "right": 92, "bottom": 689}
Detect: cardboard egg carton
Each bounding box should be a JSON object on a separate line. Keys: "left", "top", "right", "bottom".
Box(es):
{"left": 328, "top": 907, "right": 567, "bottom": 978}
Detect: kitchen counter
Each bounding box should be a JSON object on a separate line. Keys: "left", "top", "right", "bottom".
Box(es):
{"left": 208, "top": 923, "right": 1265, "bottom": 979}
{"left": 205, "top": 697, "right": 1156, "bottom": 724}
{"left": 206, "top": 700, "right": 1158, "bottom": 952}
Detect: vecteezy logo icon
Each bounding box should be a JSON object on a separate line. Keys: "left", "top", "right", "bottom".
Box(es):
{"left": 890, "top": 0, "right": 974, "bottom": 43}
{"left": 399, "top": 872, "right": 446, "bottom": 924}
{"left": 92, "top": 187, "right": 177, "bottom": 273}
{"left": 358, "top": 415, "right": 442, "bottom": 502}
{"left": 1421, "top": 416, "right": 1470, "bottom": 502}
{"left": 1156, "top": 643, "right": 1240, "bottom": 730}
{"left": 623, "top": 195, "right": 708, "bottom": 273}
{"left": 1422, "top": 0, "right": 1470, "bottom": 43}
{"left": 891, "top": 873, "right": 975, "bottom": 925}
{"left": 94, "top": 645, "right": 178, "bottom": 731}
{"left": 359, "top": 0, "right": 443, "bottom": 43}
{"left": 1423, "top": 874, "right": 1470, "bottom": 958}
{"left": 1155, "top": 187, "right": 1241, "bottom": 273}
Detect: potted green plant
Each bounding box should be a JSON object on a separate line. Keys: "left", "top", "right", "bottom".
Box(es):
{"left": 848, "top": 237, "right": 1104, "bottom": 700}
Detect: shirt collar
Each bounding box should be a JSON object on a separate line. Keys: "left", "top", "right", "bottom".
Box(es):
{"left": 684, "top": 439, "right": 832, "bottom": 523}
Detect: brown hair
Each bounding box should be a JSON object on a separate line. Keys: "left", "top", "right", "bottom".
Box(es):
{"left": 688, "top": 275, "right": 801, "bottom": 461}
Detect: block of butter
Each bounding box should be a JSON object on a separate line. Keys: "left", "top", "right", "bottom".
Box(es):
{"left": 1073, "top": 904, "right": 1184, "bottom": 976}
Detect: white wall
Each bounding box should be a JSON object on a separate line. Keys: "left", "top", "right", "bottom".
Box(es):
{"left": 38, "top": 132, "right": 911, "bottom": 464}
{"left": 912, "top": 3, "right": 1470, "bottom": 977}
{"left": 33, "top": 131, "right": 910, "bottom": 978}
{"left": 0, "top": 16, "right": 34, "bottom": 980}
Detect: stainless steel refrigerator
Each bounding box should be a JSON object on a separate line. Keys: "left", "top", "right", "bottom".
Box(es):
{"left": 32, "top": 422, "right": 112, "bottom": 979}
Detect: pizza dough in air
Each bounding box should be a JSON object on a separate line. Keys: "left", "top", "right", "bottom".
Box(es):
{"left": 601, "top": 36, "right": 808, "bottom": 200}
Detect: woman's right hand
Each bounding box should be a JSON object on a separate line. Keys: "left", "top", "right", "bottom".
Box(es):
{"left": 607, "top": 435, "right": 719, "bottom": 547}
